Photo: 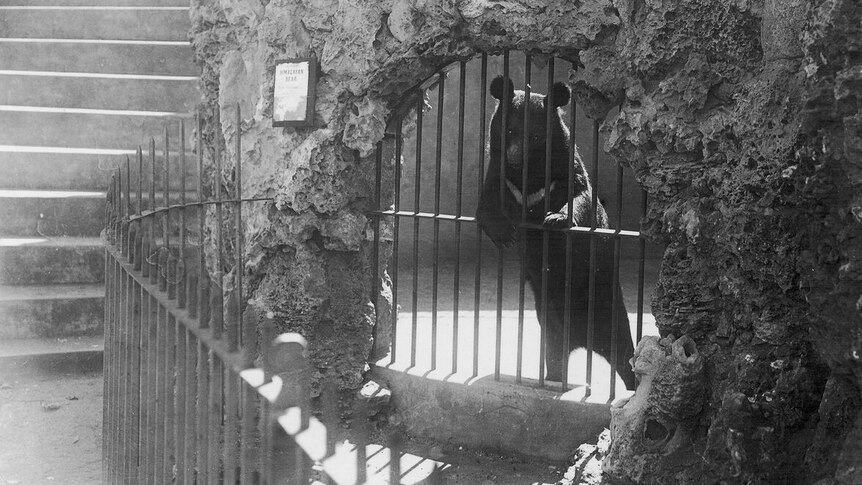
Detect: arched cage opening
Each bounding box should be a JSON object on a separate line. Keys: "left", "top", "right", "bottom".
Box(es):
{"left": 371, "top": 51, "right": 663, "bottom": 398}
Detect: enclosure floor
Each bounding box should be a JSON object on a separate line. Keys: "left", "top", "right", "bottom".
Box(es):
{"left": 379, "top": 254, "right": 660, "bottom": 400}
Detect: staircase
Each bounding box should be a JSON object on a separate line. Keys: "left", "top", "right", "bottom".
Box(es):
{"left": 0, "top": 0, "right": 198, "bottom": 369}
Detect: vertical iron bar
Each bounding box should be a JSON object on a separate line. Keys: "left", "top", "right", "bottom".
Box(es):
{"left": 101, "top": 191, "right": 110, "bottom": 482}
{"left": 240, "top": 383, "right": 256, "bottom": 485}
{"left": 234, "top": 104, "right": 243, "bottom": 352}
{"left": 410, "top": 94, "right": 422, "bottom": 368}
{"left": 176, "top": 320, "right": 188, "bottom": 483}
{"left": 585, "top": 120, "right": 600, "bottom": 398}
{"left": 145, "top": 292, "right": 159, "bottom": 481}
{"left": 431, "top": 74, "right": 444, "bottom": 371}
{"left": 370, "top": 142, "right": 382, "bottom": 358}
{"left": 214, "top": 108, "right": 224, "bottom": 341}
{"left": 473, "top": 53, "right": 487, "bottom": 378}
{"left": 539, "top": 57, "right": 555, "bottom": 387}
{"left": 164, "top": 124, "right": 171, "bottom": 252}
{"left": 130, "top": 271, "right": 142, "bottom": 483}
{"left": 149, "top": 138, "right": 158, "bottom": 287}
{"left": 637, "top": 189, "right": 647, "bottom": 342}
{"left": 197, "top": 343, "right": 211, "bottom": 485}
{"left": 229, "top": 103, "right": 243, "bottom": 350}
{"left": 198, "top": 113, "right": 210, "bottom": 329}
{"left": 390, "top": 120, "right": 402, "bottom": 366}
{"left": 224, "top": 371, "right": 239, "bottom": 485}
{"left": 137, "top": 146, "right": 143, "bottom": 214}
{"left": 208, "top": 359, "right": 224, "bottom": 485}
{"left": 473, "top": 52, "right": 488, "bottom": 377}
{"left": 453, "top": 60, "right": 466, "bottom": 374}
{"left": 184, "top": 333, "right": 197, "bottom": 485}
{"left": 179, "top": 120, "right": 188, "bottom": 309}
{"left": 494, "top": 50, "right": 509, "bottom": 381}
{"left": 516, "top": 54, "right": 531, "bottom": 385}
{"left": 120, "top": 167, "right": 130, "bottom": 483}
{"left": 609, "top": 160, "right": 623, "bottom": 400}
{"left": 563, "top": 71, "right": 577, "bottom": 389}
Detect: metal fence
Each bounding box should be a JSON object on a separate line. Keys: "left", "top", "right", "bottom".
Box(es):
{"left": 370, "top": 51, "right": 651, "bottom": 399}
{"left": 102, "top": 107, "right": 318, "bottom": 484}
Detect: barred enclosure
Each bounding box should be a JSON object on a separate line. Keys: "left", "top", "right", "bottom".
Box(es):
{"left": 371, "top": 51, "right": 656, "bottom": 398}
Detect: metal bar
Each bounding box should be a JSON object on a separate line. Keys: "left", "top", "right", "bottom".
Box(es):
{"left": 452, "top": 60, "right": 466, "bottom": 374}
{"left": 197, "top": 342, "right": 211, "bottom": 485}
{"left": 135, "top": 147, "right": 144, "bottom": 272}
{"left": 585, "top": 120, "right": 600, "bottom": 397}
{"left": 473, "top": 53, "right": 487, "bottom": 378}
{"left": 149, "top": 138, "right": 158, "bottom": 287}
{"left": 129, "top": 271, "right": 142, "bottom": 483}
{"left": 563, "top": 71, "right": 577, "bottom": 390}
{"left": 239, "top": 382, "right": 257, "bottom": 484}
{"left": 370, "top": 142, "right": 382, "bottom": 358}
{"left": 156, "top": 304, "right": 168, "bottom": 480}
{"left": 137, "top": 146, "right": 143, "bottom": 215}
{"left": 164, "top": 124, "right": 171, "bottom": 252}
{"left": 390, "top": 120, "right": 402, "bottom": 366}
{"left": 224, "top": 370, "right": 239, "bottom": 484}
{"left": 410, "top": 94, "right": 422, "bottom": 369}
{"left": 198, "top": 113, "right": 211, "bottom": 329}
{"left": 637, "top": 189, "right": 647, "bottom": 342}
{"left": 118, "top": 212, "right": 128, "bottom": 483}
{"left": 208, "top": 358, "right": 224, "bottom": 485}
{"left": 516, "top": 54, "right": 531, "bottom": 384}
{"left": 102, "top": 183, "right": 111, "bottom": 483}
{"left": 184, "top": 330, "right": 197, "bottom": 484}
{"left": 431, "top": 73, "right": 444, "bottom": 371}
{"left": 539, "top": 57, "right": 555, "bottom": 387}
{"left": 176, "top": 319, "right": 188, "bottom": 483}
{"left": 609, "top": 161, "right": 623, "bottom": 400}
{"left": 495, "top": 49, "right": 509, "bottom": 381}
{"left": 178, "top": 120, "right": 187, "bottom": 310}
{"left": 145, "top": 291, "right": 158, "bottom": 481}
{"left": 214, "top": 107, "right": 224, "bottom": 341}
{"left": 231, "top": 105, "right": 242, "bottom": 352}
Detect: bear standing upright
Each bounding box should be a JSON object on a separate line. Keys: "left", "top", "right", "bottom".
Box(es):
{"left": 475, "top": 75, "right": 637, "bottom": 391}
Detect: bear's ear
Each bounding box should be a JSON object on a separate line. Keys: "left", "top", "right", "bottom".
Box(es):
{"left": 544, "top": 81, "right": 571, "bottom": 108}
{"left": 489, "top": 76, "right": 515, "bottom": 101}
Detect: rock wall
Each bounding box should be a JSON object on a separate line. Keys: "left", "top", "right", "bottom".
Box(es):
{"left": 188, "top": 0, "right": 861, "bottom": 482}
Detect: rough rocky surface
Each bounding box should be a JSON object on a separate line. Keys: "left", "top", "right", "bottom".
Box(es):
{"left": 188, "top": 0, "right": 861, "bottom": 482}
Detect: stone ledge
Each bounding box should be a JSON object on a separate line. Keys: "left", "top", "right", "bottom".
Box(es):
{"left": 371, "top": 364, "right": 617, "bottom": 463}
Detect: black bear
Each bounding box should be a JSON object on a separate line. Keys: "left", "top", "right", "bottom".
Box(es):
{"left": 475, "top": 76, "right": 637, "bottom": 390}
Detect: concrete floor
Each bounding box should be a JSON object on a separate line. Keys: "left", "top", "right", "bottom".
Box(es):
{"left": 380, "top": 245, "right": 661, "bottom": 400}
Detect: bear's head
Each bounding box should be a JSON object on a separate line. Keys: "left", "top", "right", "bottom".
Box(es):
{"left": 489, "top": 75, "right": 572, "bottom": 189}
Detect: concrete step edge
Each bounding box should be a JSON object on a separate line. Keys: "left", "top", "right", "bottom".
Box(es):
{"left": 0, "top": 283, "right": 104, "bottom": 301}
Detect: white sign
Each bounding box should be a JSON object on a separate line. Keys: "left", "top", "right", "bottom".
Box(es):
{"left": 273, "top": 59, "right": 316, "bottom": 126}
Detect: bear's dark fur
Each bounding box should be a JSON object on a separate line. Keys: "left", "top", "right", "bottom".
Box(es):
{"left": 476, "top": 76, "right": 637, "bottom": 390}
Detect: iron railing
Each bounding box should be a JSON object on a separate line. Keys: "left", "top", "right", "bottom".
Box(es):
{"left": 102, "top": 106, "right": 317, "bottom": 484}
{"left": 103, "top": 105, "right": 452, "bottom": 484}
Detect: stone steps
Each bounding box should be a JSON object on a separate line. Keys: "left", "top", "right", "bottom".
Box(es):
{"left": 0, "top": 237, "right": 104, "bottom": 284}
{"left": 0, "top": 6, "right": 190, "bottom": 41}
{"left": 0, "top": 41, "right": 197, "bottom": 76}
{"left": 0, "top": 0, "right": 197, "bottom": 363}
{"left": 0, "top": 72, "right": 198, "bottom": 112}
{"left": 0, "top": 284, "right": 104, "bottom": 339}
{"left": 0, "top": 189, "right": 202, "bottom": 237}
{"left": 0, "top": 110, "right": 194, "bottom": 150}
{"left": 0, "top": 150, "right": 200, "bottom": 191}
